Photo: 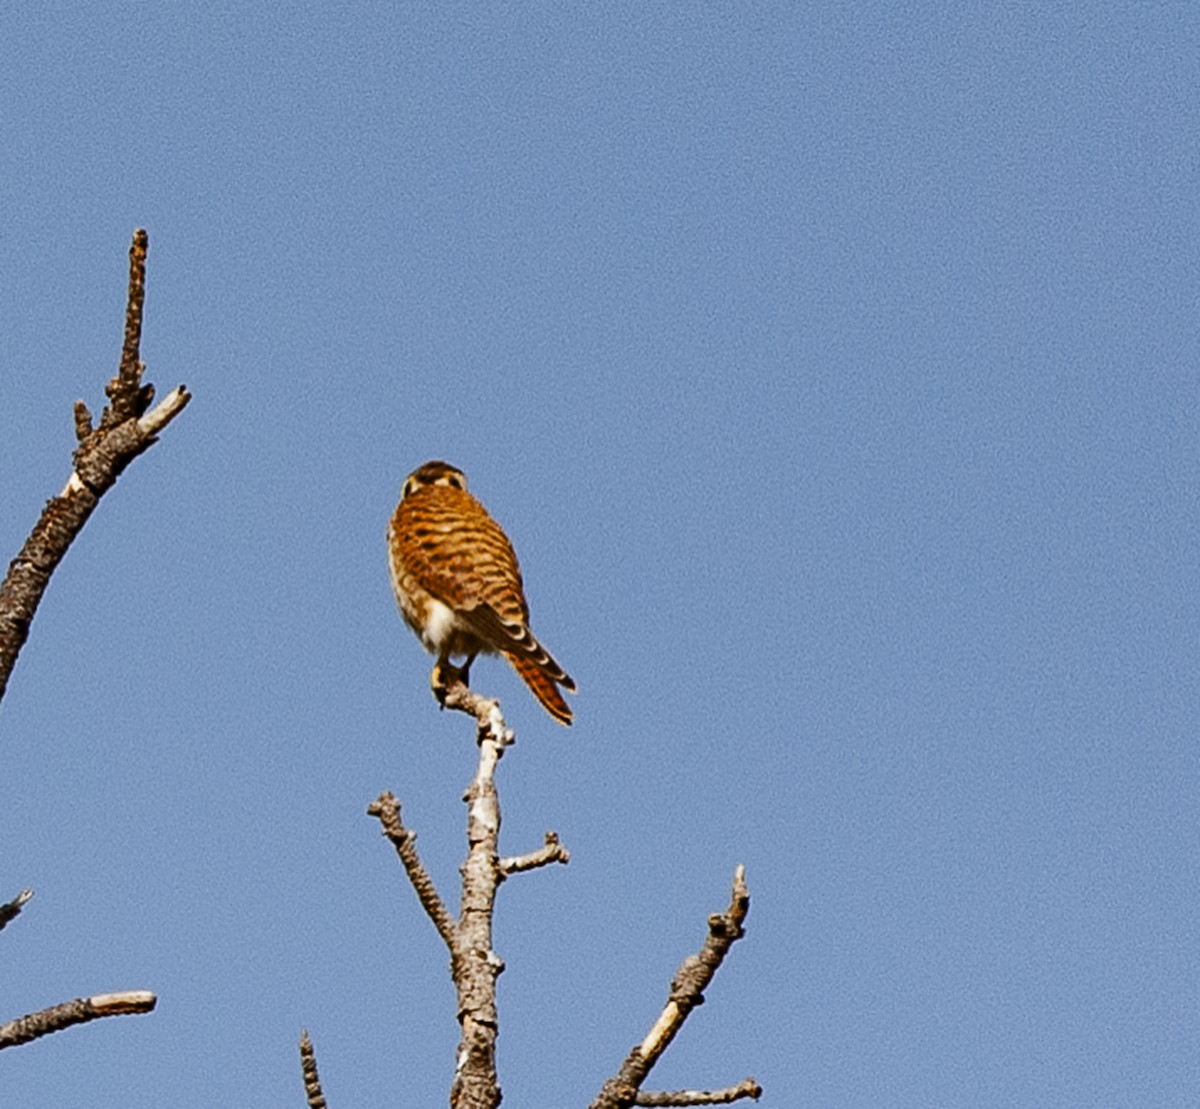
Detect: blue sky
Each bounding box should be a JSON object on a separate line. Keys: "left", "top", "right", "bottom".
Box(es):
{"left": 1, "top": 5, "right": 1197, "bottom": 1106}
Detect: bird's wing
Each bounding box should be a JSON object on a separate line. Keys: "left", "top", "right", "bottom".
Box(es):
{"left": 459, "top": 602, "right": 575, "bottom": 690}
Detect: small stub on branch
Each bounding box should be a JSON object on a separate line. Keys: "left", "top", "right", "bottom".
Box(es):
{"left": 633, "top": 1076, "right": 762, "bottom": 1105}
{"left": 500, "top": 831, "right": 571, "bottom": 876}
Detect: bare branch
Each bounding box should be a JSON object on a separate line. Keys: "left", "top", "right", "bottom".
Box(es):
{"left": 137, "top": 384, "right": 192, "bottom": 438}
{"left": 589, "top": 867, "right": 754, "bottom": 1109}
{"left": 368, "top": 791, "right": 457, "bottom": 949}
{"left": 499, "top": 831, "right": 570, "bottom": 877}
{"left": 0, "top": 889, "right": 33, "bottom": 932}
{"left": 450, "top": 724, "right": 507, "bottom": 1109}
{"left": 299, "top": 1029, "right": 330, "bottom": 1109}
{"left": 376, "top": 681, "right": 574, "bottom": 1107}
{"left": 0, "top": 229, "right": 191, "bottom": 705}
{"left": 115, "top": 229, "right": 149, "bottom": 411}
{"left": 0, "top": 990, "right": 156, "bottom": 1050}
{"left": 634, "top": 1078, "right": 762, "bottom": 1106}
{"left": 638, "top": 865, "right": 750, "bottom": 1061}
{"left": 436, "top": 669, "right": 514, "bottom": 749}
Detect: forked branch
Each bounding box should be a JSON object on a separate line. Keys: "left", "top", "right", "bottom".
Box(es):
{"left": 365, "top": 673, "right": 756, "bottom": 1108}
{"left": 0, "top": 229, "right": 191, "bottom": 704}
{"left": 589, "top": 867, "right": 758, "bottom": 1109}
{"left": 366, "top": 681, "right": 570, "bottom": 1109}
{"left": 0, "top": 893, "right": 155, "bottom": 1050}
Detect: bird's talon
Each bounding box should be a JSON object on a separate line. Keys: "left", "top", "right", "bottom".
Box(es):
{"left": 431, "top": 660, "right": 469, "bottom": 706}
{"left": 431, "top": 662, "right": 449, "bottom": 706}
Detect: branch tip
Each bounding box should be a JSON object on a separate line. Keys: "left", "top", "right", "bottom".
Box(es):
{"left": 299, "top": 1026, "right": 329, "bottom": 1109}
{"left": 0, "top": 888, "right": 34, "bottom": 932}
{"left": 73, "top": 400, "right": 94, "bottom": 441}
{"left": 633, "top": 1077, "right": 762, "bottom": 1105}
{"left": 89, "top": 990, "right": 157, "bottom": 1014}
{"left": 0, "top": 990, "right": 156, "bottom": 1050}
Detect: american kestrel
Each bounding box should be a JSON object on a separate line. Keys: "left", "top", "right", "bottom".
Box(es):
{"left": 388, "top": 460, "right": 576, "bottom": 725}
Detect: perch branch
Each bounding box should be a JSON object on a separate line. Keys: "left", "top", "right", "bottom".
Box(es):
{"left": 499, "top": 831, "right": 570, "bottom": 877}
{"left": 0, "top": 229, "right": 191, "bottom": 705}
{"left": 0, "top": 990, "right": 156, "bottom": 1050}
{"left": 589, "top": 866, "right": 754, "bottom": 1109}
{"left": 436, "top": 669, "right": 514, "bottom": 750}
{"left": 299, "top": 1029, "right": 330, "bottom": 1109}
{"left": 0, "top": 889, "right": 33, "bottom": 932}
{"left": 368, "top": 791, "right": 457, "bottom": 950}
{"left": 373, "top": 682, "right": 568, "bottom": 1107}
{"left": 449, "top": 702, "right": 509, "bottom": 1109}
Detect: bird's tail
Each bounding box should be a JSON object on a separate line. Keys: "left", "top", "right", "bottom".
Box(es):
{"left": 506, "top": 651, "right": 574, "bottom": 726}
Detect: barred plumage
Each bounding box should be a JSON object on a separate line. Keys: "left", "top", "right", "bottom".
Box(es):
{"left": 388, "top": 460, "right": 575, "bottom": 725}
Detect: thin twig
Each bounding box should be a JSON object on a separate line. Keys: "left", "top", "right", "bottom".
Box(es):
{"left": 0, "top": 229, "right": 191, "bottom": 705}
{"left": 0, "top": 889, "right": 33, "bottom": 932}
{"left": 499, "top": 831, "right": 570, "bottom": 877}
{"left": 589, "top": 867, "right": 754, "bottom": 1109}
{"left": 634, "top": 1078, "right": 762, "bottom": 1105}
{"left": 0, "top": 991, "right": 156, "bottom": 1050}
{"left": 367, "top": 791, "right": 457, "bottom": 949}
{"left": 299, "top": 1029, "right": 330, "bottom": 1109}
{"left": 115, "top": 230, "right": 148, "bottom": 404}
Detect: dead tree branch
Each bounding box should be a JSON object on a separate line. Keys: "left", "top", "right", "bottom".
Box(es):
{"left": 451, "top": 709, "right": 507, "bottom": 1109}
{"left": 367, "top": 681, "right": 568, "bottom": 1109}
{"left": 368, "top": 791, "right": 457, "bottom": 949}
{"left": 499, "top": 831, "right": 570, "bottom": 877}
{"left": 0, "top": 888, "right": 33, "bottom": 932}
{"left": 299, "top": 1029, "right": 330, "bottom": 1109}
{"left": 437, "top": 670, "right": 514, "bottom": 749}
{"left": 589, "top": 867, "right": 755, "bottom": 1109}
{"left": 0, "top": 229, "right": 191, "bottom": 705}
{"left": 0, "top": 991, "right": 156, "bottom": 1050}
{"left": 364, "top": 673, "right": 755, "bottom": 1105}
{"left": 633, "top": 1078, "right": 762, "bottom": 1106}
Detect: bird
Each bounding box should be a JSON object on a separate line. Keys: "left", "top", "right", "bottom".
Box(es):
{"left": 387, "top": 460, "right": 576, "bottom": 725}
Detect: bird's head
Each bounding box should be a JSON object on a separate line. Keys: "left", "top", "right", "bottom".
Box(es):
{"left": 402, "top": 460, "right": 468, "bottom": 500}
